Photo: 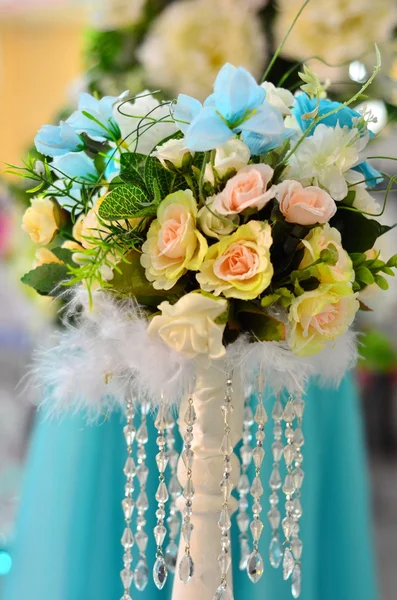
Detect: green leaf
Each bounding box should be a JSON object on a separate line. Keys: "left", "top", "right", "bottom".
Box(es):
{"left": 111, "top": 251, "right": 185, "bottom": 306}
{"left": 355, "top": 266, "right": 375, "bottom": 285}
{"left": 359, "top": 300, "right": 373, "bottom": 312}
{"left": 145, "top": 156, "right": 175, "bottom": 198}
{"left": 21, "top": 263, "right": 70, "bottom": 296}
{"left": 350, "top": 252, "right": 367, "bottom": 266}
{"left": 331, "top": 210, "right": 395, "bottom": 253}
{"left": 374, "top": 274, "right": 389, "bottom": 290}
{"left": 50, "top": 247, "right": 77, "bottom": 266}
{"left": 380, "top": 266, "right": 395, "bottom": 276}
{"left": 237, "top": 303, "right": 286, "bottom": 342}
{"left": 119, "top": 153, "right": 147, "bottom": 188}
{"left": 387, "top": 254, "right": 397, "bottom": 268}
{"left": 341, "top": 190, "right": 356, "bottom": 207}
{"left": 98, "top": 184, "right": 157, "bottom": 220}
{"left": 261, "top": 293, "right": 280, "bottom": 308}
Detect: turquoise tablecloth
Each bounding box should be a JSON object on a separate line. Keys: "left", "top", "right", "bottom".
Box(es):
{"left": 2, "top": 375, "right": 379, "bottom": 600}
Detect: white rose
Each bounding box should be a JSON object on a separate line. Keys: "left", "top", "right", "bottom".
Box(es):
{"left": 261, "top": 82, "right": 295, "bottom": 116}
{"left": 153, "top": 138, "right": 192, "bottom": 169}
{"left": 147, "top": 292, "right": 228, "bottom": 359}
{"left": 198, "top": 200, "right": 239, "bottom": 239}
{"left": 345, "top": 169, "right": 381, "bottom": 214}
{"left": 205, "top": 139, "right": 251, "bottom": 183}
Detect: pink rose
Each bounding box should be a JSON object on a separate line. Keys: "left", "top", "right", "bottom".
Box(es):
{"left": 212, "top": 164, "right": 275, "bottom": 215}
{"left": 276, "top": 180, "right": 336, "bottom": 225}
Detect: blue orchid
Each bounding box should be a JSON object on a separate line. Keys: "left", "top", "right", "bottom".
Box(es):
{"left": 292, "top": 94, "right": 361, "bottom": 133}
{"left": 35, "top": 122, "right": 84, "bottom": 157}
{"left": 48, "top": 152, "right": 99, "bottom": 211}
{"left": 174, "top": 64, "right": 289, "bottom": 153}
{"left": 66, "top": 92, "right": 127, "bottom": 142}
{"left": 353, "top": 161, "right": 383, "bottom": 188}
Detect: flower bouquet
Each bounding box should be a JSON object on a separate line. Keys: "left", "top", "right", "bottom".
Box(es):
{"left": 12, "top": 43, "right": 397, "bottom": 600}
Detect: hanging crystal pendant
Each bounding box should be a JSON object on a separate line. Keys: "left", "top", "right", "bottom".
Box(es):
{"left": 215, "top": 373, "right": 235, "bottom": 600}
{"left": 178, "top": 394, "right": 196, "bottom": 584}
{"left": 133, "top": 401, "right": 150, "bottom": 592}
{"left": 153, "top": 398, "right": 169, "bottom": 589}
{"left": 267, "top": 393, "right": 284, "bottom": 571}
{"left": 238, "top": 392, "right": 253, "bottom": 570}
{"left": 164, "top": 408, "right": 181, "bottom": 574}
{"left": 120, "top": 395, "right": 136, "bottom": 600}
{"left": 246, "top": 373, "right": 267, "bottom": 585}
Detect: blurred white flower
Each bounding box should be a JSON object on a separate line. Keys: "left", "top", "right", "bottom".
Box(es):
{"left": 88, "top": 0, "right": 146, "bottom": 30}
{"left": 261, "top": 82, "right": 295, "bottom": 115}
{"left": 275, "top": 0, "right": 396, "bottom": 77}
{"left": 138, "top": 0, "right": 267, "bottom": 101}
{"left": 345, "top": 170, "right": 381, "bottom": 214}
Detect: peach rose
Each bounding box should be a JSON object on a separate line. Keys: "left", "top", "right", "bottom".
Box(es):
{"left": 213, "top": 164, "right": 275, "bottom": 216}
{"left": 276, "top": 180, "right": 337, "bottom": 225}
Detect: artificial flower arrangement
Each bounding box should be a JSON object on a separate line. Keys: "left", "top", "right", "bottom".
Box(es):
{"left": 11, "top": 53, "right": 397, "bottom": 600}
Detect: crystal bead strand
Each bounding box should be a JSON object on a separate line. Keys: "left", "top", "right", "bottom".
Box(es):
{"left": 120, "top": 396, "right": 136, "bottom": 600}
{"left": 178, "top": 395, "right": 197, "bottom": 585}
{"left": 246, "top": 374, "right": 267, "bottom": 584}
{"left": 133, "top": 403, "right": 150, "bottom": 593}
{"left": 237, "top": 392, "right": 254, "bottom": 571}
{"left": 290, "top": 395, "right": 305, "bottom": 599}
{"left": 268, "top": 394, "right": 284, "bottom": 570}
{"left": 281, "top": 397, "right": 297, "bottom": 584}
{"left": 213, "top": 372, "right": 234, "bottom": 600}
{"left": 164, "top": 409, "right": 182, "bottom": 574}
{"left": 153, "top": 400, "right": 169, "bottom": 590}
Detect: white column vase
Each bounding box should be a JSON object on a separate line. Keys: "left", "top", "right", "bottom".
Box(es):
{"left": 172, "top": 359, "right": 245, "bottom": 600}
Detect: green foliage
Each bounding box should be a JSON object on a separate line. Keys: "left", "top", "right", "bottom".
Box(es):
{"left": 331, "top": 210, "right": 393, "bottom": 253}
{"left": 98, "top": 184, "right": 157, "bottom": 220}
{"left": 236, "top": 302, "right": 286, "bottom": 342}
{"left": 21, "top": 263, "right": 71, "bottom": 296}
{"left": 351, "top": 252, "right": 396, "bottom": 291}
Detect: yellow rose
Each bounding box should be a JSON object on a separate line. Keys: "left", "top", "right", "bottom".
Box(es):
{"left": 198, "top": 200, "right": 239, "bottom": 240}
{"left": 22, "top": 197, "right": 62, "bottom": 245}
{"left": 299, "top": 224, "right": 354, "bottom": 285}
{"left": 141, "top": 190, "right": 207, "bottom": 290}
{"left": 288, "top": 283, "right": 359, "bottom": 356}
{"left": 33, "top": 247, "right": 63, "bottom": 268}
{"left": 79, "top": 197, "right": 110, "bottom": 250}
{"left": 147, "top": 292, "right": 227, "bottom": 359}
{"left": 196, "top": 221, "right": 273, "bottom": 300}
{"left": 62, "top": 240, "right": 83, "bottom": 253}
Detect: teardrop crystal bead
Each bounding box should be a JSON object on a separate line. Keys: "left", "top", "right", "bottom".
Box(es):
{"left": 293, "top": 497, "right": 303, "bottom": 518}
{"left": 136, "top": 490, "right": 149, "bottom": 511}
{"left": 134, "top": 559, "right": 149, "bottom": 591}
{"left": 246, "top": 550, "right": 264, "bottom": 583}
{"left": 182, "top": 448, "right": 194, "bottom": 469}
{"left": 272, "top": 441, "right": 284, "bottom": 462}
{"left": 272, "top": 398, "right": 283, "bottom": 420}
{"left": 218, "top": 507, "right": 232, "bottom": 531}
{"left": 169, "top": 475, "right": 182, "bottom": 498}
{"left": 237, "top": 511, "right": 250, "bottom": 533}
{"left": 154, "top": 524, "right": 167, "bottom": 546}
{"left": 179, "top": 554, "right": 194, "bottom": 584}
{"left": 268, "top": 507, "right": 281, "bottom": 530}
{"left": 221, "top": 478, "right": 233, "bottom": 501}
{"left": 220, "top": 433, "right": 233, "bottom": 456}
{"left": 240, "top": 443, "right": 252, "bottom": 466}
{"left": 123, "top": 424, "right": 136, "bottom": 446}
{"left": 135, "top": 530, "right": 148, "bottom": 553}
{"left": 293, "top": 467, "right": 304, "bottom": 489}
{"left": 254, "top": 402, "right": 268, "bottom": 425}
{"left": 282, "top": 516, "right": 294, "bottom": 539}
{"left": 250, "top": 518, "right": 264, "bottom": 541}
{"left": 269, "top": 467, "right": 282, "bottom": 490}
{"left": 136, "top": 423, "right": 149, "bottom": 444}
{"left": 291, "top": 537, "right": 303, "bottom": 560}
{"left": 153, "top": 556, "right": 168, "bottom": 590}
{"left": 283, "top": 547, "right": 295, "bottom": 580}
{"left": 218, "top": 550, "right": 231, "bottom": 574}
{"left": 121, "top": 568, "right": 133, "bottom": 588}
{"left": 182, "top": 521, "right": 194, "bottom": 543}
{"left": 284, "top": 444, "right": 295, "bottom": 466}
{"left": 122, "top": 497, "right": 135, "bottom": 520}
{"left": 250, "top": 476, "right": 264, "bottom": 498}
{"left": 293, "top": 428, "right": 304, "bottom": 447}
{"left": 213, "top": 584, "right": 233, "bottom": 600}
{"left": 184, "top": 404, "right": 197, "bottom": 426}
{"left": 136, "top": 464, "right": 149, "bottom": 485}
{"left": 283, "top": 401, "right": 295, "bottom": 422}
{"left": 283, "top": 473, "right": 296, "bottom": 495}
{"left": 237, "top": 473, "right": 250, "bottom": 494}
{"left": 123, "top": 457, "right": 136, "bottom": 478}
{"left": 155, "top": 406, "right": 168, "bottom": 430}
{"left": 165, "top": 540, "right": 178, "bottom": 573}
{"left": 121, "top": 527, "right": 134, "bottom": 549}
{"left": 252, "top": 446, "right": 265, "bottom": 468}
{"left": 155, "top": 481, "right": 169, "bottom": 503}
{"left": 269, "top": 536, "right": 283, "bottom": 568}
{"left": 183, "top": 478, "right": 195, "bottom": 500}
{"left": 292, "top": 564, "right": 302, "bottom": 598}
{"left": 293, "top": 397, "right": 305, "bottom": 419}
{"left": 156, "top": 452, "right": 168, "bottom": 473}
{"left": 239, "top": 537, "right": 250, "bottom": 570}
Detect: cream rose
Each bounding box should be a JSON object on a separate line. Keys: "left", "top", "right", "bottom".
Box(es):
{"left": 141, "top": 189, "right": 207, "bottom": 290}
{"left": 213, "top": 164, "right": 275, "bottom": 216}
{"left": 34, "top": 247, "right": 63, "bottom": 268}
{"left": 198, "top": 200, "right": 239, "bottom": 239}
{"left": 205, "top": 139, "right": 251, "bottom": 184}
{"left": 276, "top": 180, "right": 337, "bottom": 225}
{"left": 288, "top": 283, "right": 359, "bottom": 356}
{"left": 299, "top": 224, "right": 354, "bottom": 285}
{"left": 153, "top": 138, "right": 192, "bottom": 169}
{"left": 261, "top": 82, "right": 295, "bottom": 116}
{"left": 197, "top": 220, "right": 273, "bottom": 300}
{"left": 147, "top": 292, "right": 227, "bottom": 359}
{"left": 22, "top": 197, "right": 62, "bottom": 245}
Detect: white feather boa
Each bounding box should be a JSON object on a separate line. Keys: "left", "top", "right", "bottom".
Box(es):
{"left": 31, "top": 289, "right": 359, "bottom": 416}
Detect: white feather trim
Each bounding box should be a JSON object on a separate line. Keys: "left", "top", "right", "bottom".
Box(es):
{"left": 31, "top": 288, "right": 358, "bottom": 415}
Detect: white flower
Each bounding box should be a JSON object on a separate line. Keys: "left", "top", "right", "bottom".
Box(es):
{"left": 204, "top": 139, "right": 251, "bottom": 184}
{"left": 113, "top": 91, "right": 178, "bottom": 155}
{"left": 261, "top": 82, "right": 295, "bottom": 116}
{"left": 147, "top": 292, "right": 228, "bottom": 359}
{"left": 285, "top": 124, "right": 368, "bottom": 201}
{"left": 198, "top": 200, "right": 239, "bottom": 239}
{"left": 345, "top": 170, "right": 381, "bottom": 214}
{"left": 138, "top": 0, "right": 267, "bottom": 101}
{"left": 88, "top": 0, "right": 146, "bottom": 31}
{"left": 274, "top": 0, "right": 396, "bottom": 78}
{"left": 153, "top": 138, "right": 191, "bottom": 169}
